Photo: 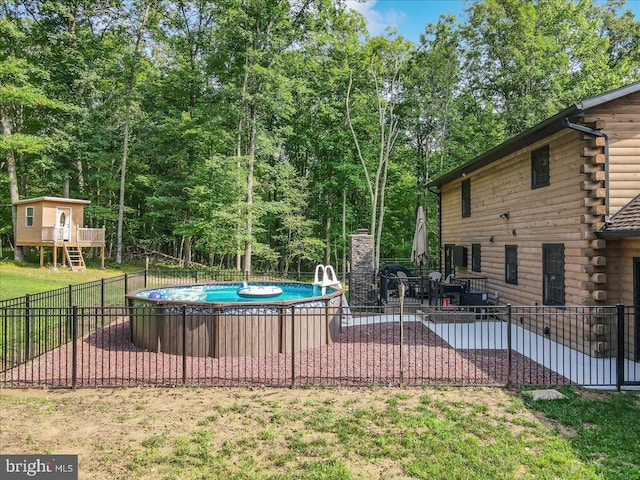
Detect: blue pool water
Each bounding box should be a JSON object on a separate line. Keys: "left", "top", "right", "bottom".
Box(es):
{"left": 134, "top": 282, "right": 336, "bottom": 303}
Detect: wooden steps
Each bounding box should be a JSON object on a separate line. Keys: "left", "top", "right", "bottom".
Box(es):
{"left": 63, "top": 243, "right": 86, "bottom": 272}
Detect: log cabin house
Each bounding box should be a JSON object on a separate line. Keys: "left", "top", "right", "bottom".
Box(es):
{"left": 12, "top": 197, "right": 106, "bottom": 271}
{"left": 427, "top": 81, "right": 640, "bottom": 359}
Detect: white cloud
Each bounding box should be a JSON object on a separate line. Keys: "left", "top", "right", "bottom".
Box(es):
{"left": 345, "top": 0, "right": 405, "bottom": 37}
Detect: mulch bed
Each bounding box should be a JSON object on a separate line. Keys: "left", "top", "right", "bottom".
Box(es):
{"left": 2, "top": 318, "right": 569, "bottom": 388}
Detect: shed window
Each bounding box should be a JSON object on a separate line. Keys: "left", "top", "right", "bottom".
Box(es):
{"left": 25, "top": 207, "right": 34, "bottom": 227}
{"left": 505, "top": 245, "right": 518, "bottom": 285}
{"left": 461, "top": 179, "right": 471, "bottom": 217}
{"left": 531, "top": 145, "right": 550, "bottom": 189}
{"left": 543, "top": 244, "right": 565, "bottom": 306}
{"left": 472, "top": 243, "right": 481, "bottom": 272}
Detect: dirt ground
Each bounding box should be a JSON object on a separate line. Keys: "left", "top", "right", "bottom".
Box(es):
{"left": 0, "top": 386, "right": 537, "bottom": 479}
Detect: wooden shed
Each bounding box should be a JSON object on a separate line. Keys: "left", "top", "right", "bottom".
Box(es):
{"left": 13, "top": 196, "right": 105, "bottom": 270}
{"left": 428, "top": 81, "right": 640, "bottom": 359}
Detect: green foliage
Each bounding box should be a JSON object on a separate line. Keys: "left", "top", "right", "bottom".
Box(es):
{"left": 2, "top": 0, "right": 639, "bottom": 269}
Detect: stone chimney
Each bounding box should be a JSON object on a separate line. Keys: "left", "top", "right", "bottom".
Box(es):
{"left": 348, "top": 229, "right": 376, "bottom": 305}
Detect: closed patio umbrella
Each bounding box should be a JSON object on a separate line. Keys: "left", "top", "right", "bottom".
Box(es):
{"left": 411, "top": 206, "right": 428, "bottom": 267}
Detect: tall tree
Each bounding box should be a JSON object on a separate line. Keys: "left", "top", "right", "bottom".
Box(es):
{"left": 405, "top": 15, "right": 461, "bottom": 199}
{"left": 283, "top": 2, "right": 365, "bottom": 273}
{"left": 0, "top": 10, "right": 65, "bottom": 260}
{"left": 346, "top": 33, "right": 413, "bottom": 270}
{"left": 116, "top": 1, "right": 152, "bottom": 264}
{"left": 141, "top": 0, "right": 225, "bottom": 266}
{"left": 462, "top": 0, "right": 640, "bottom": 138}
{"left": 210, "top": 0, "right": 331, "bottom": 275}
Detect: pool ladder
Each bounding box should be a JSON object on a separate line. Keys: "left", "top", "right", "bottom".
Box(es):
{"left": 313, "top": 264, "right": 341, "bottom": 290}
{"left": 314, "top": 264, "right": 352, "bottom": 326}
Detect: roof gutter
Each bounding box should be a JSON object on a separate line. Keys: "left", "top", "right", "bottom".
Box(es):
{"left": 427, "top": 81, "right": 640, "bottom": 191}
{"left": 597, "top": 229, "right": 640, "bottom": 239}
{"left": 561, "top": 118, "right": 610, "bottom": 222}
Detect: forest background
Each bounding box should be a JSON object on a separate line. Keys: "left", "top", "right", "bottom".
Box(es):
{"left": 1, "top": 0, "right": 639, "bottom": 276}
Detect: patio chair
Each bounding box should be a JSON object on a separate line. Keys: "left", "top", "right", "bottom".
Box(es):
{"left": 428, "top": 271, "right": 442, "bottom": 282}
{"left": 395, "top": 271, "right": 416, "bottom": 298}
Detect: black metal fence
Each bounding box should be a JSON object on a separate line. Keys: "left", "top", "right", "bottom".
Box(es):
{"left": 0, "top": 270, "right": 316, "bottom": 311}
{"left": 2, "top": 302, "right": 638, "bottom": 389}
{"left": 379, "top": 272, "right": 489, "bottom": 307}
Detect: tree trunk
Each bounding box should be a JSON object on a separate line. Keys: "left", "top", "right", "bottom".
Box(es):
{"left": 62, "top": 177, "right": 70, "bottom": 197}
{"left": 236, "top": 53, "right": 250, "bottom": 272}
{"left": 243, "top": 103, "right": 257, "bottom": 276}
{"left": 342, "top": 189, "right": 347, "bottom": 283}
{"left": 236, "top": 117, "right": 243, "bottom": 272}
{"left": 346, "top": 70, "right": 377, "bottom": 260}
{"left": 115, "top": 3, "right": 151, "bottom": 264}
{"left": 325, "top": 207, "right": 332, "bottom": 266}
{"left": 2, "top": 107, "right": 23, "bottom": 262}
{"left": 183, "top": 235, "right": 192, "bottom": 268}
{"left": 76, "top": 159, "right": 84, "bottom": 193}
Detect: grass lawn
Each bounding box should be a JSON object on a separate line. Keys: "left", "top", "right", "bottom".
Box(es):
{"left": 523, "top": 386, "right": 640, "bottom": 480}
{"left": 1, "top": 259, "right": 638, "bottom": 478}
{"left": 1, "top": 386, "right": 638, "bottom": 479}
{"left": 0, "top": 259, "right": 143, "bottom": 301}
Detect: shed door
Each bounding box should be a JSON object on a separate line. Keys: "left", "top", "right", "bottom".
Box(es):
{"left": 57, "top": 207, "right": 71, "bottom": 241}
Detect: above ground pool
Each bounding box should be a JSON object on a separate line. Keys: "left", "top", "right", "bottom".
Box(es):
{"left": 132, "top": 282, "right": 332, "bottom": 304}
{"left": 126, "top": 281, "right": 345, "bottom": 358}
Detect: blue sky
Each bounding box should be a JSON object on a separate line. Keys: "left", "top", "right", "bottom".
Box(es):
{"left": 345, "top": 0, "right": 640, "bottom": 44}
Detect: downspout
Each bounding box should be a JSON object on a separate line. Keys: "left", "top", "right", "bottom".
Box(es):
{"left": 562, "top": 117, "right": 610, "bottom": 222}
{"left": 428, "top": 187, "right": 441, "bottom": 271}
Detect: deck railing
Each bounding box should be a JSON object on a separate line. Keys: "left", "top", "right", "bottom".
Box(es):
{"left": 38, "top": 226, "right": 105, "bottom": 243}
{"left": 41, "top": 226, "right": 62, "bottom": 242}
{"left": 77, "top": 226, "right": 105, "bottom": 243}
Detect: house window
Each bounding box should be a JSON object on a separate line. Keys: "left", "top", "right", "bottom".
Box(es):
{"left": 505, "top": 245, "right": 518, "bottom": 285}
{"left": 531, "top": 145, "right": 550, "bottom": 189}
{"left": 461, "top": 179, "right": 471, "bottom": 217}
{"left": 543, "top": 244, "right": 565, "bottom": 306}
{"left": 25, "top": 207, "right": 34, "bottom": 227}
{"left": 472, "top": 243, "right": 481, "bottom": 272}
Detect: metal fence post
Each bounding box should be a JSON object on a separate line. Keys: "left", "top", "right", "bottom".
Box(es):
{"left": 616, "top": 304, "right": 625, "bottom": 392}
{"left": 101, "top": 278, "right": 105, "bottom": 308}
{"left": 2, "top": 308, "right": 7, "bottom": 371}
{"left": 291, "top": 307, "right": 296, "bottom": 389}
{"left": 182, "top": 305, "right": 187, "bottom": 385}
{"left": 399, "top": 283, "right": 405, "bottom": 387}
{"left": 144, "top": 269, "right": 148, "bottom": 288}
{"left": 24, "top": 294, "right": 31, "bottom": 361}
{"left": 124, "top": 273, "right": 129, "bottom": 296}
{"left": 66, "top": 286, "right": 74, "bottom": 341}
{"left": 72, "top": 306, "right": 78, "bottom": 390}
{"left": 506, "top": 304, "right": 512, "bottom": 388}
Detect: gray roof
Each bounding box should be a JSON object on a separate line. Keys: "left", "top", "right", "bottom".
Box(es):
{"left": 12, "top": 196, "right": 91, "bottom": 205}
{"left": 598, "top": 194, "right": 640, "bottom": 238}
{"left": 428, "top": 81, "right": 640, "bottom": 188}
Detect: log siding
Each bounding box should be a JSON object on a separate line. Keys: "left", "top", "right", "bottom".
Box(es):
{"left": 583, "top": 90, "right": 640, "bottom": 215}
{"left": 439, "top": 129, "right": 596, "bottom": 307}
{"left": 432, "top": 82, "right": 640, "bottom": 359}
